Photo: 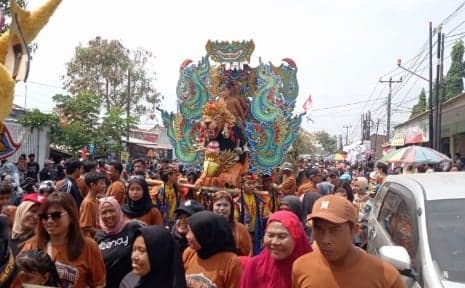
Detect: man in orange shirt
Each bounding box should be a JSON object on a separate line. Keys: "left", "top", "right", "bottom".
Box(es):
{"left": 106, "top": 161, "right": 126, "bottom": 205}
{"left": 272, "top": 162, "right": 296, "bottom": 196}
{"left": 292, "top": 195, "right": 405, "bottom": 288}
{"left": 296, "top": 167, "right": 320, "bottom": 196}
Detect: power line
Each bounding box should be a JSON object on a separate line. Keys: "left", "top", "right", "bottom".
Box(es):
{"left": 25, "top": 81, "right": 64, "bottom": 89}
{"left": 310, "top": 97, "right": 386, "bottom": 112}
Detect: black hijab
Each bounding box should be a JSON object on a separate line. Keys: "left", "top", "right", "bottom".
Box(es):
{"left": 187, "top": 211, "right": 237, "bottom": 259}
{"left": 134, "top": 226, "right": 187, "bottom": 288}
{"left": 0, "top": 216, "right": 16, "bottom": 287}
{"left": 122, "top": 178, "right": 154, "bottom": 218}
{"left": 281, "top": 195, "right": 305, "bottom": 223}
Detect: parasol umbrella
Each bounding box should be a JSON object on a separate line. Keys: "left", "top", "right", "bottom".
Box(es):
{"left": 379, "top": 145, "right": 451, "bottom": 164}
{"left": 334, "top": 153, "right": 346, "bottom": 161}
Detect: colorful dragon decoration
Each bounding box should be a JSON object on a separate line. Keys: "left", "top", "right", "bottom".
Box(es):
{"left": 0, "top": 0, "right": 62, "bottom": 160}
{"left": 161, "top": 40, "right": 304, "bottom": 186}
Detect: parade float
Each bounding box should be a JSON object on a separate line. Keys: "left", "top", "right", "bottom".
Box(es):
{"left": 160, "top": 40, "right": 304, "bottom": 188}
{"left": 0, "top": 0, "right": 62, "bottom": 160}
{"left": 160, "top": 40, "right": 305, "bottom": 253}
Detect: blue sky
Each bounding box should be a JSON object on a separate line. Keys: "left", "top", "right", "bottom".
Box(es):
{"left": 13, "top": 0, "right": 465, "bottom": 141}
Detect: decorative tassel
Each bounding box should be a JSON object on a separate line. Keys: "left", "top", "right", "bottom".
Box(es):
{"left": 222, "top": 125, "right": 229, "bottom": 138}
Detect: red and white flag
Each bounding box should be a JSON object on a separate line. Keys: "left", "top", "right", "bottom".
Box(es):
{"left": 302, "top": 94, "right": 313, "bottom": 111}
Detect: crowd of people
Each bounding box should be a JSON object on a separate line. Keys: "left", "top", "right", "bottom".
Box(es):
{"left": 0, "top": 154, "right": 430, "bottom": 287}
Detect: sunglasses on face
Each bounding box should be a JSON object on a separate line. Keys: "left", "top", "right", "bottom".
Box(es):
{"left": 39, "top": 211, "right": 66, "bottom": 221}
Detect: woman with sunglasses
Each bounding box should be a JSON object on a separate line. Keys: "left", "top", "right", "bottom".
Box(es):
{"left": 21, "top": 192, "right": 106, "bottom": 288}
{"left": 95, "top": 197, "right": 143, "bottom": 288}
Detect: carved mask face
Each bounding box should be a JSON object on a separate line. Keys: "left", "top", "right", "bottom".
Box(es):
{"left": 202, "top": 114, "right": 225, "bottom": 140}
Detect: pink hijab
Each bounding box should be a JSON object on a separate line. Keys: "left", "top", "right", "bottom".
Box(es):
{"left": 240, "top": 210, "right": 312, "bottom": 288}
{"left": 98, "top": 197, "right": 125, "bottom": 235}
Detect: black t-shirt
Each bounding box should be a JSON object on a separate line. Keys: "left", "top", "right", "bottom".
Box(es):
{"left": 94, "top": 221, "right": 143, "bottom": 288}
{"left": 26, "top": 162, "right": 40, "bottom": 181}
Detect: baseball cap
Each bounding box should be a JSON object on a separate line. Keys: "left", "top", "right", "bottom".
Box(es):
{"left": 309, "top": 195, "right": 357, "bottom": 224}
{"left": 339, "top": 173, "right": 352, "bottom": 181}
{"left": 175, "top": 200, "right": 205, "bottom": 216}
{"left": 280, "top": 162, "right": 293, "bottom": 171}
{"left": 39, "top": 180, "right": 56, "bottom": 192}
{"left": 22, "top": 193, "right": 46, "bottom": 204}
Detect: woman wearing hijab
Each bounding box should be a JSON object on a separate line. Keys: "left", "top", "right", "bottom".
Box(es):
{"left": 279, "top": 196, "right": 305, "bottom": 222}
{"left": 280, "top": 195, "right": 313, "bottom": 240}
{"left": 120, "top": 226, "right": 187, "bottom": 288}
{"left": 94, "top": 197, "right": 143, "bottom": 288}
{"left": 184, "top": 211, "right": 242, "bottom": 288}
{"left": 240, "top": 210, "right": 312, "bottom": 288}
{"left": 122, "top": 178, "right": 163, "bottom": 225}
{"left": 11, "top": 194, "right": 45, "bottom": 255}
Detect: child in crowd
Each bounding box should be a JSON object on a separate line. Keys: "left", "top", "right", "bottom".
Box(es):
{"left": 79, "top": 172, "right": 106, "bottom": 237}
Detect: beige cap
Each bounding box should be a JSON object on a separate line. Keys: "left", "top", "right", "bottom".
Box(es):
{"left": 280, "top": 162, "right": 293, "bottom": 171}
{"left": 309, "top": 195, "right": 357, "bottom": 224}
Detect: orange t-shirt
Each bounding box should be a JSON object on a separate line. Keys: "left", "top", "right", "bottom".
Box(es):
{"left": 292, "top": 247, "right": 404, "bottom": 288}
{"left": 79, "top": 195, "right": 99, "bottom": 237}
{"left": 297, "top": 181, "right": 317, "bottom": 196}
{"left": 280, "top": 176, "right": 297, "bottom": 196}
{"left": 22, "top": 237, "right": 106, "bottom": 288}
{"left": 106, "top": 180, "right": 126, "bottom": 205}
{"left": 233, "top": 221, "right": 253, "bottom": 256}
{"left": 183, "top": 247, "right": 243, "bottom": 288}
{"left": 76, "top": 177, "right": 88, "bottom": 197}
{"left": 123, "top": 207, "right": 163, "bottom": 226}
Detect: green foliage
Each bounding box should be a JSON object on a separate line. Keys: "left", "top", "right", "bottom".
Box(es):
{"left": 0, "top": 0, "right": 27, "bottom": 33}
{"left": 284, "top": 129, "right": 315, "bottom": 163}
{"left": 51, "top": 92, "right": 101, "bottom": 153}
{"left": 96, "top": 107, "right": 138, "bottom": 157}
{"left": 315, "top": 131, "right": 337, "bottom": 155}
{"left": 444, "top": 40, "right": 465, "bottom": 101}
{"left": 18, "top": 109, "right": 58, "bottom": 131}
{"left": 409, "top": 88, "right": 427, "bottom": 119}
{"left": 62, "top": 36, "right": 161, "bottom": 114}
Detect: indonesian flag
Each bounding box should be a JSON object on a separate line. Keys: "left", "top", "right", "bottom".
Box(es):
{"left": 302, "top": 94, "right": 313, "bottom": 111}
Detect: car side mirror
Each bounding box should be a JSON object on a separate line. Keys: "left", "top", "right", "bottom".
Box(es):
{"left": 379, "top": 245, "right": 416, "bottom": 278}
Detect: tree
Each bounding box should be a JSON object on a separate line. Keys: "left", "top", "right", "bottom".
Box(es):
{"left": 409, "top": 88, "right": 427, "bottom": 119}
{"left": 97, "top": 107, "right": 138, "bottom": 157}
{"left": 284, "top": 129, "right": 315, "bottom": 163}
{"left": 0, "top": 0, "right": 27, "bottom": 33}
{"left": 315, "top": 131, "right": 337, "bottom": 155}
{"left": 18, "top": 109, "right": 58, "bottom": 133}
{"left": 51, "top": 92, "right": 101, "bottom": 153}
{"left": 62, "top": 37, "right": 161, "bottom": 114}
{"left": 444, "top": 40, "right": 465, "bottom": 101}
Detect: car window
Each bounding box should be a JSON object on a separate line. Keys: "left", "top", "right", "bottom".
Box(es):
{"left": 378, "top": 190, "right": 417, "bottom": 264}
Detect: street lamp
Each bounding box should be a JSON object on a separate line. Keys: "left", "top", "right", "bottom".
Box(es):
{"left": 397, "top": 59, "right": 428, "bottom": 82}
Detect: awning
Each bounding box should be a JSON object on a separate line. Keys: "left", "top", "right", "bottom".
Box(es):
{"left": 121, "top": 136, "right": 172, "bottom": 150}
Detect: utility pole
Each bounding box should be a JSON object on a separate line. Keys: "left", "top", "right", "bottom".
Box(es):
{"left": 438, "top": 32, "right": 445, "bottom": 152}
{"left": 373, "top": 118, "right": 380, "bottom": 159}
{"left": 429, "top": 22, "right": 434, "bottom": 149}
{"left": 434, "top": 27, "right": 444, "bottom": 151}
{"left": 127, "top": 68, "right": 131, "bottom": 145}
{"left": 379, "top": 77, "right": 402, "bottom": 142}
{"left": 343, "top": 125, "right": 351, "bottom": 145}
